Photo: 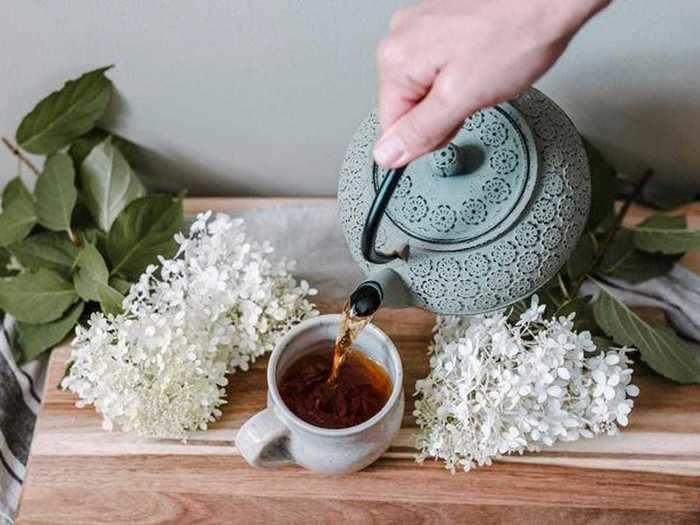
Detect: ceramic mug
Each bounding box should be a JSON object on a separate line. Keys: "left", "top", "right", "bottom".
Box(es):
{"left": 235, "top": 314, "right": 404, "bottom": 474}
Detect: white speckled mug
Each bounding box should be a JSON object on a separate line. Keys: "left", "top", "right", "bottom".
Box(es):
{"left": 235, "top": 314, "right": 404, "bottom": 474}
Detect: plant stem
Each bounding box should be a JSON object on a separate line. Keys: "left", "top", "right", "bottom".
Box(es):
{"left": 67, "top": 227, "right": 81, "bottom": 247}
{"left": 1, "top": 137, "right": 40, "bottom": 177}
{"left": 569, "top": 169, "right": 654, "bottom": 298}
{"left": 557, "top": 273, "right": 570, "bottom": 299}
{"left": 607, "top": 170, "right": 654, "bottom": 242}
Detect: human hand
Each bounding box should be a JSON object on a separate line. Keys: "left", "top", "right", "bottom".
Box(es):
{"left": 373, "top": 0, "right": 610, "bottom": 168}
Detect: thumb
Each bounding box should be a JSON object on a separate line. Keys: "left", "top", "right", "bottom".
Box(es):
{"left": 373, "top": 78, "right": 471, "bottom": 168}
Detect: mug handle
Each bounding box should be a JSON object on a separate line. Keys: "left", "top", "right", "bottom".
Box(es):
{"left": 235, "top": 408, "right": 292, "bottom": 468}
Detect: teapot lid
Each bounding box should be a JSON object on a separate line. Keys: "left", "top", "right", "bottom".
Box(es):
{"left": 374, "top": 102, "right": 538, "bottom": 251}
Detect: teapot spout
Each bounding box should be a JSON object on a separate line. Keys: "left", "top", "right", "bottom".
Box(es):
{"left": 349, "top": 268, "right": 411, "bottom": 317}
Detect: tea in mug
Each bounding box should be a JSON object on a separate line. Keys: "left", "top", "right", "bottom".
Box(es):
{"left": 278, "top": 342, "right": 392, "bottom": 429}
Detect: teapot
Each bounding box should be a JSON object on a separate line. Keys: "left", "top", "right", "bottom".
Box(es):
{"left": 338, "top": 88, "right": 591, "bottom": 316}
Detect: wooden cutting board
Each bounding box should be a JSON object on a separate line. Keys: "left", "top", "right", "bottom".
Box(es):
{"left": 17, "top": 198, "right": 700, "bottom": 524}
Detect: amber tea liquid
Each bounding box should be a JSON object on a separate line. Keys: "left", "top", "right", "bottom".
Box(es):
{"left": 278, "top": 340, "right": 392, "bottom": 429}
{"left": 278, "top": 302, "right": 390, "bottom": 429}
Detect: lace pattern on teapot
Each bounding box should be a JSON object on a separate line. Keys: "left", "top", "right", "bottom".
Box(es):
{"left": 338, "top": 88, "right": 590, "bottom": 315}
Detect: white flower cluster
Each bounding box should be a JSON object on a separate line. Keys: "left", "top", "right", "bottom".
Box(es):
{"left": 414, "top": 296, "right": 639, "bottom": 472}
{"left": 62, "top": 212, "right": 318, "bottom": 438}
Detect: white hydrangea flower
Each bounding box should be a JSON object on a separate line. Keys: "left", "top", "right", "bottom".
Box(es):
{"left": 62, "top": 212, "right": 318, "bottom": 439}
{"left": 414, "top": 296, "right": 638, "bottom": 472}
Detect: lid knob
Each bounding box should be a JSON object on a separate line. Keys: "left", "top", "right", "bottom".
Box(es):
{"left": 430, "top": 143, "right": 486, "bottom": 177}
{"left": 430, "top": 143, "right": 461, "bottom": 177}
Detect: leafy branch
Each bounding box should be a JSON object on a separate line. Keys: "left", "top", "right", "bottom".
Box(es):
{"left": 568, "top": 169, "right": 654, "bottom": 299}
{"left": 0, "top": 67, "right": 184, "bottom": 364}
{"left": 539, "top": 141, "right": 700, "bottom": 384}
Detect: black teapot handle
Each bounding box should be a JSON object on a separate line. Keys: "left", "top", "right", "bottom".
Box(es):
{"left": 361, "top": 163, "right": 407, "bottom": 264}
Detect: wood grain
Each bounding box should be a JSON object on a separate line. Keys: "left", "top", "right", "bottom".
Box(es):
{"left": 17, "top": 198, "right": 700, "bottom": 524}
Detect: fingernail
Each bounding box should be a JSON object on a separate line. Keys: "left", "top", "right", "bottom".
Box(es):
{"left": 373, "top": 134, "right": 406, "bottom": 167}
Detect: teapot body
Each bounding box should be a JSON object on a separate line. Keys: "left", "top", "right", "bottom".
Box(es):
{"left": 338, "top": 89, "right": 591, "bottom": 315}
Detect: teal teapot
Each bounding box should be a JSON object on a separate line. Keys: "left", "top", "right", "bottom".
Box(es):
{"left": 338, "top": 88, "right": 591, "bottom": 316}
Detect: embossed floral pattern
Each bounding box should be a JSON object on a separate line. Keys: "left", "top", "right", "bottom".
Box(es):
{"left": 542, "top": 145, "right": 565, "bottom": 169}
{"left": 489, "top": 149, "right": 519, "bottom": 175}
{"left": 437, "top": 257, "right": 462, "bottom": 281}
{"left": 465, "top": 254, "right": 491, "bottom": 277}
{"left": 544, "top": 174, "right": 564, "bottom": 196}
{"left": 515, "top": 222, "right": 540, "bottom": 247}
{"left": 533, "top": 199, "right": 556, "bottom": 223}
{"left": 482, "top": 178, "right": 512, "bottom": 204}
{"left": 509, "top": 278, "right": 534, "bottom": 297}
{"left": 460, "top": 198, "right": 488, "bottom": 225}
{"left": 559, "top": 195, "right": 577, "bottom": 221}
{"left": 394, "top": 174, "right": 413, "bottom": 198}
{"left": 430, "top": 205, "right": 457, "bottom": 232}
{"left": 488, "top": 270, "right": 512, "bottom": 290}
{"left": 481, "top": 122, "right": 508, "bottom": 146}
{"left": 410, "top": 258, "right": 433, "bottom": 278}
{"left": 517, "top": 251, "right": 541, "bottom": 274}
{"left": 403, "top": 196, "right": 429, "bottom": 222}
{"left": 542, "top": 226, "right": 563, "bottom": 250}
{"left": 421, "top": 278, "right": 447, "bottom": 298}
{"left": 534, "top": 117, "right": 558, "bottom": 141}
{"left": 454, "top": 279, "right": 480, "bottom": 298}
{"left": 492, "top": 241, "right": 518, "bottom": 267}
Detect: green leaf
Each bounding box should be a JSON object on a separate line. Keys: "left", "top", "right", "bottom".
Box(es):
{"left": 76, "top": 226, "right": 99, "bottom": 244}
{"left": 97, "top": 284, "right": 124, "bottom": 315}
{"left": 35, "top": 153, "right": 78, "bottom": 233}
{"left": 68, "top": 128, "right": 109, "bottom": 167}
{"left": 593, "top": 283, "right": 700, "bottom": 383}
{"left": 16, "top": 301, "right": 84, "bottom": 363}
{"left": 0, "top": 269, "right": 78, "bottom": 323}
{"left": 584, "top": 139, "right": 617, "bottom": 231}
{"left": 0, "top": 248, "right": 12, "bottom": 277}
{"left": 598, "top": 230, "right": 679, "bottom": 283}
{"left": 637, "top": 213, "right": 687, "bottom": 230}
{"left": 9, "top": 232, "right": 79, "bottom": 276}
{"left": 0, "top": 187, "right": 37, "bottom": 247}
{"left": 73, "top": 243, "right": 109, "bottom": 302}
{"left": 80, "top": 136, "right": 145, "bottom": 231}
{"left": 2, "top": 177, "right": 33, "bottom": 208}
{"left": 15, "top": 67, "right": 113, "bottom": 154}
{"left": 109, "top": 276, "right": 132, "bottom": 295}
{"left": 107, "top": 194, "right": 183, "bottom": 280}
{"left": 69, "top": 129, "right": 135, "bottom": 170}
{"left": 631, "top": 213, "right": 700, "bottom": 254}
{"left": 567, "top": 232, "right": 596, "bottom": 280}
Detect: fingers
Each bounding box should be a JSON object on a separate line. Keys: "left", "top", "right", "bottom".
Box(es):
{"left": 374, "top": 71, "right": 476, "bottom": 168}
{"left": 376, "top": 35, "right": 434, "bottom": 133}
{"left": 377, "top": 70, "right": 424, "bottom": 136}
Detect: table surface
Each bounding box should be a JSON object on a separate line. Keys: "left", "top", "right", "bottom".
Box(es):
{"left": 17, "top": 198, "right": 700, "bottom": 524}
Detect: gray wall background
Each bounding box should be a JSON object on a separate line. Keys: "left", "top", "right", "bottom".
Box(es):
{"left": 1, "top": 1, "right": 699, "bottom": 196}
